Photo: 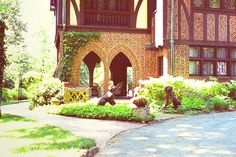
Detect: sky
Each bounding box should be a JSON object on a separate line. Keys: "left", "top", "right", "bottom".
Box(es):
{"left": 20, "top": 0, "right": 56, "bottom": 58}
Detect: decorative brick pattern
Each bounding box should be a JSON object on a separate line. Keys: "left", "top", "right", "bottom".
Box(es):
{"left": 181, "top": 6, "right": 189, "bottom": 40}
{"left": 173, "top": 45, "right": 189, "bottom": 77}
{"left": 230, "top": 16, "right": 236, "bottom": 42}
{"left": 56, "top": 31, "right": 158, "bottom": 91}
{"left": 207, "top": 14, "right": 216, "bottom": 41}
{"left": 218, "top": 15, "right": 228, "bottom": 41}
{"left": 194, "top": 13, "right": 204, "bottom": 40}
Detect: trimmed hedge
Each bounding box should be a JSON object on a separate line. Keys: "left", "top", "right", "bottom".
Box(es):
{"left": 50, "top": 103, "right": 154, "bottom": 122}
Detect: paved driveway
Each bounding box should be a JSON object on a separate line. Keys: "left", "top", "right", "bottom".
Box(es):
{"left": 1, "top": 102, "right": 144, "bottom": 146}
{"left": 97, "top": 112, "right": 236, "bottom": 157}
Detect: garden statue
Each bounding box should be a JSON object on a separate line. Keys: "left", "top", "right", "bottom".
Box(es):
{"left": 98, "top": 81, "right": 116, "bottom": 106}
{"left": 163, "top": 86, "right": 181, "bottom": 110}
{"left": 98, "top": 90, "right": 116, "bottom": 106}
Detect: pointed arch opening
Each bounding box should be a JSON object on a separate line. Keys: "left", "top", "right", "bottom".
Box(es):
{"left": 109, "top": 52, "right": 133, "bottom": 96}
{"left": 80, "top": 51, "right": 104, "bottom": 96}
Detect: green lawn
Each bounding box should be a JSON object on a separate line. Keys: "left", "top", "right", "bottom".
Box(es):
{"left": 0, "top": 114, "right": 95, "bottom": 157}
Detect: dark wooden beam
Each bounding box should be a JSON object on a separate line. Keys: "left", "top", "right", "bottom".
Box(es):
{"left": 57, "top": 25, "right": 151, "bottom": 34}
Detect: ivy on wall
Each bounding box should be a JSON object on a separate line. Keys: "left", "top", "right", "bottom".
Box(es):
{"left": 60, "top": 31, "right": 101, "bottom": 81}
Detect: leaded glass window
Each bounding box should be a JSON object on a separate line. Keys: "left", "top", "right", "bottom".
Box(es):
{"left": 189, "top": 47, "right": 200, "bottom": 57}
{"left": 189, "top": 61, "right": 200, "bottom": 75}
{"left": 217, "top": 62, "right": 227, "bottom": 75}
{"left": 210, "top": 0, "right": 220, "bottom": 8}
{"left": 217, "top": 48, "right": 227, "bottom": 58}
{"left": 203, "top": 48, "right": 214, "bottom": 58}
{"left": 203, "top": 61, "right": 214, "bottom": 75}
{"left": 194, "top": 0, "right": 205, "bottom": 7}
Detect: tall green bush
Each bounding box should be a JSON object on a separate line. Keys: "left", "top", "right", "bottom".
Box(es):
{"left": 138, "top": 76, "right": 234, "bottom": 114}
{"left": 30, "top": 78, "right": 63, "bottom": 108}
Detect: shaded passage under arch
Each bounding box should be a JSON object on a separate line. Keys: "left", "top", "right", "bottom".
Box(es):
{"left": 110, "top": 52, "right": 132, "bottom": 96}
{"left": 82, "top": 51, "right": 101, "bottom": 87}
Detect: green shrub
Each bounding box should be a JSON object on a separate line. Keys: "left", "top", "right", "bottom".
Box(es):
{"left": 178, "top": 97, "right": 209, "bottom": 115}
{"left": 2, "top": 88, "right": 26, "bottom": 102}
{"left": 208, "top": 96, "right": 232, "bottom": 111}
{"left": 53, "top": 103, "right": 153, "bottom": 122}
{"left": 226, "top": 80, "right": 236, "bottom": 100}
{"left": 138, "top": 76, "right": 235, "bottom": 114}
{"left": 21, "top": 71, "right": 42, "bottom": 89}
{"left": 30, "top": 78, "right": 63, "bottom": 108}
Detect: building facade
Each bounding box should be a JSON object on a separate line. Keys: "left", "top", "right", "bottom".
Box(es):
{"left": 51, "top": 0, "right": 236, "bottom": 95}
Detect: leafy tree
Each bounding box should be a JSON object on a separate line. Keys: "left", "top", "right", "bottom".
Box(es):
{"left": 0, "top": 0, "right": 26, "bottom": 102}
{"left": 35, "top": 28, "right": 56, "bottom": 75}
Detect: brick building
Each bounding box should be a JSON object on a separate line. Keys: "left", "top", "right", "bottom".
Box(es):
{"left": 50, "top": 0, "right": 236, "bottom": 96}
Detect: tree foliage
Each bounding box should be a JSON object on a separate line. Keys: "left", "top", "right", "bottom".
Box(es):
{"left": 0, "top": 0, "right": 26, "bottom": 102}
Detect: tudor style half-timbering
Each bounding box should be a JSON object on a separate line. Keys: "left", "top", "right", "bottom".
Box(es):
{"left": 155, "top": 0, "right": 236, "bottom": 79}
{"left": 51, "top": 0, "right": 157, "bottom": 95}
{"left": 51, "top": 0, "right": 236, "bottom": 95}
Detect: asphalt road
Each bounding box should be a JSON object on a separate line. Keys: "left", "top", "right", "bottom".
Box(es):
{"left": 96, "top": 112, "right": 236, "bottom": 157}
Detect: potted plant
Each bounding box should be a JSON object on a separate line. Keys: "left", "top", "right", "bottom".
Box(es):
{"left": 131, "top": 96, "right": 150, "bottom": 120}
{"left": 132, "top": 96, "right": 148, "bottom": 108}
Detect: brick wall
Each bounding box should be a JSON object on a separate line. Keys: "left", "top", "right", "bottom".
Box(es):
{"left": 57, "top": 31, "right": 159, "bottom": 91}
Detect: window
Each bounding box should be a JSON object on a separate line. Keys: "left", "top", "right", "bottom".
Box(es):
{"left": 189, "top": 61, "right": 200, "bottom": 75}
{"left": 210, "top": 0, "right": 220, "bottom": 8}
{"left": 231, "top": 62, "right": 236, "bottom": 75}
{"left": 230, "top": 48, "right": 236, "bottom": 58}
{"left": 203, "top": 61, "right": 214, "bottom": 75}
{"left": 193, "top": 0, "right": 236, "bottom": 10}
{"left": 194, "top": 0, "right": 206, "bottom": 7}
{"left": 203, "top": 48, "right": 214, "bottom": 58}
{"left": 189, "top": 46, "right": 236, "bottom": 76}
{"left": 217, "top": 61, "right": 227, "bottom": 75}
{"left": 189, "top": 47, "right": 200, "bottom": 57}
{"left": 217, "top": 48, "right": 227, "bottom": 58}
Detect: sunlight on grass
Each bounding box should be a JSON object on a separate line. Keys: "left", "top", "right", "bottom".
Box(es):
{"left": 0, "top": 114, "right": 37, "bottom": 123}
{"left": 0, "top": 114, "right": 96, "bottom": 157}
{"left": 15, "top": 138, "right": 95, "bottom": 153}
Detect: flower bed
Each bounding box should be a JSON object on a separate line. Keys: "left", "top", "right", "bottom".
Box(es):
{"left": 48, "top": 103, "right": 154, "bottom": 123}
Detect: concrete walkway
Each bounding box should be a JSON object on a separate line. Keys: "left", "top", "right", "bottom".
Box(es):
{"left": 1, "top": 102, "right": 145, "bottom": 146}
{"left": 96, "top": 111, "right": 236, "bottom": 157}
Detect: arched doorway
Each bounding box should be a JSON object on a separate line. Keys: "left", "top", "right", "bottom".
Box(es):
{"left": 81, "top": 51, "right": 104, "bottom": 88}
{"left": 110, "top": 52, "right": 132, "bottom": 96}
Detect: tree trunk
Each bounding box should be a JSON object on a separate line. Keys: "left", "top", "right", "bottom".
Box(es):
{"left": 0, "top": 21, "right": 6, "bottom": 104}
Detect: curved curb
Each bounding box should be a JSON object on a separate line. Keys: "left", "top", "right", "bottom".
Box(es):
{"left": 80, "top": 146, "right": 99, "bottom": 157}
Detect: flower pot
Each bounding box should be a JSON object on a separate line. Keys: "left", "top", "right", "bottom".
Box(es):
{"left": 132, "top": 106, "right": 150, "bottom": 119}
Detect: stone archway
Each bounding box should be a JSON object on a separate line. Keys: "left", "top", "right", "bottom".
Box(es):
{"left": 71, "top": 42, "right": 108, "bottom": 91}
{"left": 108, "top": 44, "right": 141, "bottom": 88}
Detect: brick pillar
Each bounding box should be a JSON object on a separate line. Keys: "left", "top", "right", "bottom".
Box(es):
{"left": 173, "top": 45, "right": 189, "bottom": 78}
